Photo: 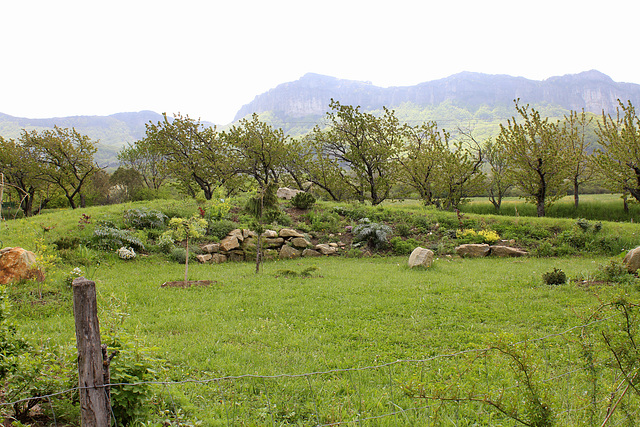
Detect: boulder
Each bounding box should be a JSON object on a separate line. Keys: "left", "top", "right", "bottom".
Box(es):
{"left": 408, "top": 247, "right": 434, "bottom": 268}
{"left": 201, "top": 243, "right": 220, "bottom": 254}
{"left": 279, "top": 228, "right": 305, "bottom": 238}
{"left": 290, "top": 237, "right": 312, "bottom": 249}
{"left": 196, "top": 254, "right": 212, "bottom": 263}
{"left": 211, "top": 254, "right": 227, "bottom": 264}
{"left": 455, "top": 243, "right": 490, "bottom": 258}
{"left": 277, "top": 187, "right": 303, "bottom": 200}
{"left": 0, "top": 247, "right": 40, "bottom": 284}
{"left": 490, "top": 245, "right": 528, "bottom": 257}
{"left": 228, "top": 229, "right": 244, "bottom": 242}
{"left": 264, "top": 237, "right": 285, "bottom": 248}
{"left": 262, "top": 229, "right": 278, "bottom": 238}
{"left": 220, "top": 235, "right": 240, "bottom": 252}
{"left": 623, "top": 246, "right": 640, "bottom": 272}
{"left": 242, "top": 229, "right": 257, "bottom": 239}
{"left": 315, "top": 244, "right": 337, "bottom": 255}
{"left": 279, "top": 245, "right": 301, "bottom": 259}
{"left": 302, "top": 248, "right": 322, "bottom": 257}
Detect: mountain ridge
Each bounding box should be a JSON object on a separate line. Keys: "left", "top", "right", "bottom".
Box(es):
{"left": 233, "top": 70, "right": 640, "bottom": 121}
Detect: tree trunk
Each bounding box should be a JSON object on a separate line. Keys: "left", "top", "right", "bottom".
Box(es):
{"left": 537, "top": 199, "right": 545, "bottom": 217}
{"left": 184, "top": 237, "right": 189, "bottom": 284}
{"left": 574, "top": 179, "right": 579, "bottom": 209}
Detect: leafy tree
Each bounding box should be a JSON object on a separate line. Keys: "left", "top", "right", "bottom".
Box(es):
{"left": 593, "top": 100, "right": 640, "bottom": 202}
{"left": 0, "top": 136, "right": 50, "bottom": 216}
{"left": 496, "top": 102, "right": 571, "bottom": 217}
{"left": 396, "top": 121, "right": 448, "bottom": 205}
{"left": 563, "top": 110, "right": 597, "bottom": 208}
{"left": 223, "top": 114, "right": 288, "bottom": 188}
{"left": 168, "top": 216, "right": 207, "bottom": 284}
{"left": 143, "top": 113, "right": 231, "bottom": 200}
{"left": 482, "top": 138, "right": 514, "bottom": 211}
{"left": 245, "top": 183, "right": 279, "bottom": 273}
{"left": 22, "top": 126, "right": 100, "bottom": 209}
{"left": 117, "top": 139, "right": 168, "bottom": 191}
{"left": 434, "top": 137, "right": 484, "bottom": 210}
{"left": 290, "top": 134, "right": 351, "bottom": 201}
{"left": 311, "top": 100, "right": 403, "bottom": 205}
{"left": 109, "top": 167, "right": 145, "bottom": 202}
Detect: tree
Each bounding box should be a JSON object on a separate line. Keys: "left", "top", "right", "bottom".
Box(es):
{"left": 311, "top": 100, "right": 403, "bottom": 205}
{"left": 117, "top": 140, "right": 168, "bottom": 191}
{"left": 168, "top": 216, "right": 207, "bottom": 284}
{"left": 434, "top": 137, "right": 484, "bottom": 210}
{"left": 482, "top": 138, "right": 514, "bottom": 211}
{"left": 244, "top": 183, "right": 279, "bottom": 274}
{"left": 0, "top": 136, "right": 49, "bottom": 216}
{"left": 223, "top": 114, "right": 288, "bottom": 188}
{"left": 290, "top": 134, "right": 351, "bottom": 201}
{"left": 593, "top": 100, "right": 640, "bottom": 202}
{"left": 563, "top": 109, "right": 597, "bottom": 208}
{"left": 396, "top": 121, "right": 448, "bottom": 206}
{"left": 496, "top": 102, "right": 572, "bottom": 217}
{"left": 143, "top": 113, "right": 231, "bottom": 200}
{"left": 22, "top": 127, "right": 99, "bottom": 209}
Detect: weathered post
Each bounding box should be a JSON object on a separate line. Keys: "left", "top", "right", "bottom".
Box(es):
{"left": 73, "top": 277, "right": 110, "bottom": 426}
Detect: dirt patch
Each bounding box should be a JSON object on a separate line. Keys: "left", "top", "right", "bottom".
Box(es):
{"left": 161, "top": 280, "right": 217, "bottom": 288}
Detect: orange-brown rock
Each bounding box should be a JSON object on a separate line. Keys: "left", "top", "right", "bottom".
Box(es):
{"left": 0, "top": 247, "right": 41, "bottom": 284}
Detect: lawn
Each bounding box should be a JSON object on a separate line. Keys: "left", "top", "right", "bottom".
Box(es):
{"left": 3, "top": 197, "right": 640, "bottom": 426}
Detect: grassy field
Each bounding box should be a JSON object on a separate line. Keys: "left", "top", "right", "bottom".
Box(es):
{"left": 3, "top": 198, "right": 640, "bottom": 425}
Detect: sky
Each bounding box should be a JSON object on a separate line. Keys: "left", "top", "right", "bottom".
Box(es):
{"left": 2, "top": 0, "right": 639, "bottom": 125}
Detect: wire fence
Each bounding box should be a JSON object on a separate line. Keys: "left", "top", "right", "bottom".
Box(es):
{"left": 2, "top": 310, "right": 638, "bottom": 426}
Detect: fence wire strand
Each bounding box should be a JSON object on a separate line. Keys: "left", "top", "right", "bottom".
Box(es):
{"left": 1, "top": 312, "right": 635, "bottom": 426}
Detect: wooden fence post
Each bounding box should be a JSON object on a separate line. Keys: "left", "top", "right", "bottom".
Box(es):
{"left": 73, "top": 277, "right": 111, "bottom": 427}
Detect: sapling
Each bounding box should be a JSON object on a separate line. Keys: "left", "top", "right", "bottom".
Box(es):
{"left": 168, "top": 216, "right": 207, "bottom": 284}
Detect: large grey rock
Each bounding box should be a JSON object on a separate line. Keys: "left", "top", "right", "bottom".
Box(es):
{"left": 220, "top": 235, "right": 240, "bottom": 252}
{"left": 196, "top": 254, "right": 212, "bottom": 263}
{"left": 211, "top": 254, "right": 227, "bottom": 264}
{"left": 264, "top": 237, "right": 285, "bottom": 248}
{"left": 490, "top": 245, "right": 528, "bottom": 257}
{"left": 242, "top": 229, "right": 257, "bottom": 239}
{"left": 623, "top": 246, "right": 640, "bottom": 272}
{"left": 277, "top": 187, "right": 303, "bottom": 200}
{"left": 279, "top": 228, "right": 305, "bottom": 238}
{"left": 279, "top": 245, "right": 301, "bottom": 259}
{"left": 262, "top": 229, "right": 278, "bottom": 238}
{"left": 302, "top": 248, "right": 322, "bottom": 257}
{"left": 290, "top": 237, "right": 312, "bottom": 249}
{"left": 228, "top": 229, "right": 244, "bottom": 242}
{"left": 455, "top": 243, "right": 490, "bottom": 257}
{"left": 408, "top": 247, "right": 434, "bottom": 268}
{"left": 201, "top": 243, "right": 220, "bottom": 253}
{"left": 315, "top": 244, "right": 337, "bottom": 255}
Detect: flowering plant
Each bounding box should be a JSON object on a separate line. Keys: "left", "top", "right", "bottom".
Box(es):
{"left": 117, "top": 246, "right": 136, "bottom": 260}
{"left": 65, "top": 267, "right": 84, "bottom": 287}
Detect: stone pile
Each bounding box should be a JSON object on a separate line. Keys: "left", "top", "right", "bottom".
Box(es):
{"left": 196, "top": 228, "right": 344, "bottom": 264}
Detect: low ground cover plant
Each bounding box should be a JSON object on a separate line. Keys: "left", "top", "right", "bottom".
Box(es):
{"left": 2, "top": 196, "right": 640, "bottom": 425}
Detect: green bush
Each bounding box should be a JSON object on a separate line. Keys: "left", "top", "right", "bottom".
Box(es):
{"left": 207, "top": 219, "right": 239, "bottom": 239}
{"left": 390, "top": 237, "right": 422, "bottom": 255}
{"left": 123, "top": 208, "right": 167, "bottom": 229}
{"left": 170, "top": 247, "right": 192, "bottom": 264}
{"left": 92, "top": 222, "right": 146, "bottom": 251}
{"left": 352, "top": 219, "right": 392, "bottom": 249}
{"left": 595, "top": 260, "right": 636, "bottom": 284}
{"left": 291, "top": 192, "right": 316, "bottom": 210}
{"left": 542, "top": 268, "right": 567, "bottom": 285}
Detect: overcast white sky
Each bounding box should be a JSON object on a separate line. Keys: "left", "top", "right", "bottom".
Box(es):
{"left": 1, "top": 0, "right": 638, "bottom": 125}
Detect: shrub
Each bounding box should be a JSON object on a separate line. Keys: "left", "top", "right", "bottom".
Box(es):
{"left": 291, "top": 192, "right": 316, "bottom": 210}
{"left": 156, "top": 231, "right": 175, "bottom": 253}
{"left": 309, "top": 210, "right": 343, "bottom": 233}
{"left": 92, "top": 223, "right": 145, "bottom": 251}
{"left": 390, "top": 237, "right": 422, "bottom": 255}
{"left": 595, "top": 260, "right": 636, "bottom": 284}
{"left": 117, "top": 246, "right": 137, "bottom": 260}
{"left": 207, "top": 219, "right": 238, "bottom": 239}
{"left": 53, "top": 236, "right": 81, "bottom": 250}
{"left": 395, "top": 222, "right": 412, "bottom": 237}
{"left": 170, "top": 247, "right": 189, "bottom": 264}
{"left": 352, "top": 219, "right": 392, "bottom": 249}
{"left": 123, "top": 208, "right": 167, "bottom": 229}
{"left": 542, "top": 268, "right": 567, "bottom": 285}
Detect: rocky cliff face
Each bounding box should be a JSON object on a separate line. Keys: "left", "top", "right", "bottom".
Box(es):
{"left": 234, "top": 70, "right": 640, "bottom": 120}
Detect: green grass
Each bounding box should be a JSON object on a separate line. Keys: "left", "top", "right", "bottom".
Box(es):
{"left": 4, "top": 198, "right": 640, "bottom": 425}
